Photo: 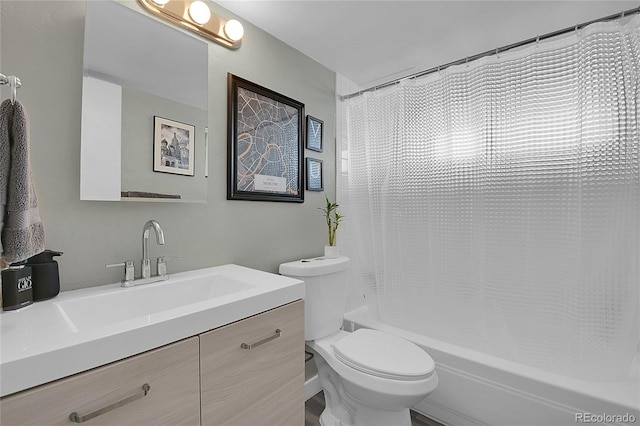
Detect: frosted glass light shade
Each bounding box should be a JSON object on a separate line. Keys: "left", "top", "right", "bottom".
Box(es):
{"left": 224, "top": 19, "right": 244, "bottom": 41}
{"left": 189, "top": 1, "right": 211, "bottom": 25}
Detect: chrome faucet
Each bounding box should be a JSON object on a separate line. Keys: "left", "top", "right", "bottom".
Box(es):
{"left": 106, "top": 220, "right": 173, "bottom": 287}
{"left": 142, "top": 220, "right": 165, "bottom": 279}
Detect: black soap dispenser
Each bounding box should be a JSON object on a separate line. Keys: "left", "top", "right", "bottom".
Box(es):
{"left": 26, "top": 250, "right": 63, "bottom": 301}
{"left": 1, "top": 262, "right": 34, "bottom": 311}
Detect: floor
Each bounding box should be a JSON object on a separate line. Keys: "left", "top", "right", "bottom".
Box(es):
{"left": 305, "top": 391, "right": 444, "bottom": 426}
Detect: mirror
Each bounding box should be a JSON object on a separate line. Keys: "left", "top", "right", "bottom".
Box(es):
{"left": 81, "top": 0, "right": 208, "bottom": 202}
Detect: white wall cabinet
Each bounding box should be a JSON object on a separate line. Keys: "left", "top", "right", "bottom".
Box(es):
{"left": 0, "top": 301, "right": 304, "bottom": 426}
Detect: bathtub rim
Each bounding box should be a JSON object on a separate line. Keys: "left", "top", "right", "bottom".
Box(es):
{"left": 343, "top": 305, "right": 640, "bottom": 414}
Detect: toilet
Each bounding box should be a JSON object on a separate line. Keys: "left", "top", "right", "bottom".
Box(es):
{"left": 279, "top": 256, "right": 438, "bottom": 426}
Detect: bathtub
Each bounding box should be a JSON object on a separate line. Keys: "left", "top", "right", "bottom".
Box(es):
{"left": 342, "top": 306, "right": 639, "bottom": 426}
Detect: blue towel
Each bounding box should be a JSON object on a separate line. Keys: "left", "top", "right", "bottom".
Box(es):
{"left": 0, "top": 99, "right": 45, "bottom": 264}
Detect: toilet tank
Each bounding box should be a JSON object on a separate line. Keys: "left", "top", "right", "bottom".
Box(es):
{"left": 279, "top": 256, "right": 350, "bottom": 341}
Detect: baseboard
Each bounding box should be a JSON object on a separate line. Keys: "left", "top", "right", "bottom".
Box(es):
{"left": 305, "top": 372, "right": 322, "bottom": 401}
{"left": 414, "top": 398, "right": 487, "bottom": 426}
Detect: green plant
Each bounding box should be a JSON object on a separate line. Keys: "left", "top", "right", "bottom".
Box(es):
{"left": 320, "top": 197, "right": 343, "bottom": 246}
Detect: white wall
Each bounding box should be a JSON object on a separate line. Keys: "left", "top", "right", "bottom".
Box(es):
{"left": 335, "top": 73, "right": 365, "bottom": 312}
{"left": 0, "top": 0, "right": 336, "bottom": 290}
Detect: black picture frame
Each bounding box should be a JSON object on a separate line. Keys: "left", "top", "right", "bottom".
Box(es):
{"left": 306, "top": 157, "right": 323, "bottom": 191}
{"left": 153, "top": 116, "right": 195, "bottom": 176}
{"left": 306, "top": 115, "right": 323, "bottom": 152}
{"left": 227, "top": 74, "right": 305, "bottom": 202}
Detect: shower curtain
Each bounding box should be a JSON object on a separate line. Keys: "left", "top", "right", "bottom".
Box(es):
{"left": 342, "top": 16, "right": 639, "bottom": 379}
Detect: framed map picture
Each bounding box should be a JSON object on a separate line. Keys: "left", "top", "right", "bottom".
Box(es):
{"left": 227, "top": 74, "right": 305, "bottom": 202}
{"left": 306, "top": 115, "right": 323, "bottom": 152}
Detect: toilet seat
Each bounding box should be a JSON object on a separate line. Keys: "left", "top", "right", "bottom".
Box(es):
{"left": 332, "top": 329, "right": 435, "bottom": 381}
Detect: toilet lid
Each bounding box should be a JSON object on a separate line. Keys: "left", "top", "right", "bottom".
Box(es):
{"left": 332, "top": 329, "right": 435, "bottom": 381}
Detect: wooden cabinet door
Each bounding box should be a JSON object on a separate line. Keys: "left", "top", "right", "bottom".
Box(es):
{"left": 200, "top": 300, "right": 304, "bottom": 426}
{"left": 0, "top": 337, "right": 200, "bottom": 426}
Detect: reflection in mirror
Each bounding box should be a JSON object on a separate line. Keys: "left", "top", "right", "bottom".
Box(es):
{"left": 81, "top": 0, "right": 208, "bottom": 202}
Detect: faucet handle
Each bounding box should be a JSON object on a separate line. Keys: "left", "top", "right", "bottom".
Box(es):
{"left": 106, "top": 260, "right": 135, "bottom": 283}
{"left": 157, "top": 256, "right": 178, "bottom": 277}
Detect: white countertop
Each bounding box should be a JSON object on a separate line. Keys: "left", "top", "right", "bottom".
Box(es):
{"left": 0, "top": 264, "right": 304, "bottom": 397}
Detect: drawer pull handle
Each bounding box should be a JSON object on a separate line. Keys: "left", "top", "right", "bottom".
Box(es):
{"left": 69, "top": 383, "right": 150, "bottom": 423}
{"left": 241, "top": 329, "right": 282, "bottom": 350}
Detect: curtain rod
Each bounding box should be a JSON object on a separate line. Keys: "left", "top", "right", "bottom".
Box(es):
{"left": 341, "top": 6, "right": 640, "bottom": 101}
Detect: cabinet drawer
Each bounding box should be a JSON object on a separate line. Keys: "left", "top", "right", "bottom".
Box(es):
{"left": 200, "top": 300, "right": 304, "bottom": 426}
{"left": 0, "top": 337, "right": 200, "bottom": 426}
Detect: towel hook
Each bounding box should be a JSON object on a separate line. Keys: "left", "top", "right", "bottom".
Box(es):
{"left": 8, "top": 76, "right": 20, "bottom": 104}
{"left": 0, "top": 73, "right": 21, "bottom": 104}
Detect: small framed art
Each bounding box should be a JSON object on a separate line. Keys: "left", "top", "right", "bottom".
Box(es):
{"left": 153, "top": 116, "right": 195, "bottom": 176}
{"left": 306, "top": 115, "right": 323, "bottom": 152}
{"left": 306, "top": 157, "right": 323, "bottom": 191}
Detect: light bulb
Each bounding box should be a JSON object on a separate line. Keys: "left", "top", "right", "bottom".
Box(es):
{"left": 189, "top": 1, "right": 211, "bottom": 25}
{"left": 151, "top": 0, "right": 170, "bottom": 4}
{"left": 224, "top": 19, "right": 244, "bottom": 42}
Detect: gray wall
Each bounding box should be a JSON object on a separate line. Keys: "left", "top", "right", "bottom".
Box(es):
{"left": 0, "top": 1, "right": 336, "bottom": 290}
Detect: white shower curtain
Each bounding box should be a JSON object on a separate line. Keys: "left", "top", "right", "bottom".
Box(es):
{"left": 342, "top": 16, "right": 639, "bottom": 379}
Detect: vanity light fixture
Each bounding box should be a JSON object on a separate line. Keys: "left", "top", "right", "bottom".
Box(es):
{"left": 137, "top": 0, "right": 244, "bottom": 49}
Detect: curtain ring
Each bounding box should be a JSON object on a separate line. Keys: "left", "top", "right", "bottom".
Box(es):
{"left": 495, "top": 48, "right": 500, "bottom": 59}
{"left": 465, "top": 57, "right": 469, "bottom": 67}
{"left": 621, "top": 10, "right": 625, "bottom": 18}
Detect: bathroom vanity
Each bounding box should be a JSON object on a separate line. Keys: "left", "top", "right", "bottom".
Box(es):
{"left": 0, "top": 265, "right": 305, "bottom": 425}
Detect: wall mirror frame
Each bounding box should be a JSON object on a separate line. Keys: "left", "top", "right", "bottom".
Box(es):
{"left": 80, "top": 0, "right": 209, "bottom": 203}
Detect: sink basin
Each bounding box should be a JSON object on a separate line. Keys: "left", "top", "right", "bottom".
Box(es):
{"left": 55, "top": 273, "right": 255, "bottom": 331}
{"left": 1, "top": 264, "right": 304, "bottom": 398}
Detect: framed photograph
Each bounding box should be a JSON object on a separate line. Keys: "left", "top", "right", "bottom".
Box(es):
{"left": 306, "top": 157, "right": 323, "bottom": 191}
{"left": 306, "top": 115, "right": 323, "bottom": 152}
{"left": 153, "top": 116, "right": 195, "bottom": 176}
{"left": 228, "top": 74, "right": 305, "bottom": 202}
